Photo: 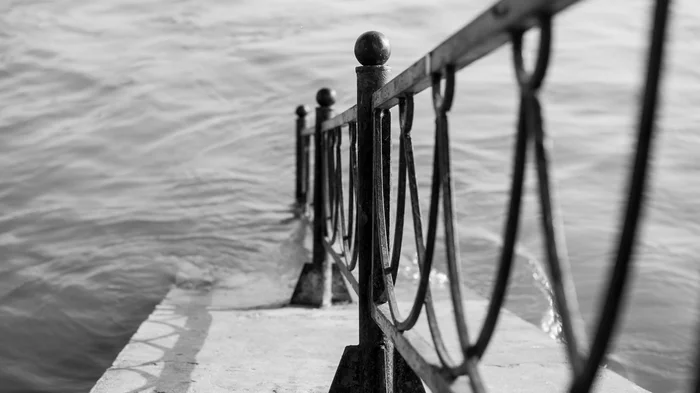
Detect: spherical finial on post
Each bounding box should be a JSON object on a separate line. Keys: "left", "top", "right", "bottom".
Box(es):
{"left": 296, "top": 105, "right": 309, "bottom": 118}
{"left": 354, "top": 31, "right": 391, "bottom": 66}
{"left": 316, "top": 88, "right": 336, "bottom": 107}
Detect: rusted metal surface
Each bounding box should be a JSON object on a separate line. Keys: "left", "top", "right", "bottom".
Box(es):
{"left": 292, "top": 0, "right": 696, "bottom": 391}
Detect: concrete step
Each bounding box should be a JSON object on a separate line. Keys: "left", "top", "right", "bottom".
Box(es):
{"left": 91, "top": 286, "right": 649, "bottom": 393}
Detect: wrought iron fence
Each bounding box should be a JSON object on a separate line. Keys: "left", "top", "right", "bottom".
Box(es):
{"left": 291, "top": 0, "right": 699, "bottom": 392}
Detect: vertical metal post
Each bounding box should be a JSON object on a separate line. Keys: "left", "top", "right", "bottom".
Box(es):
{"left": 314, "top": 88, "right": 335, "bottom": 308}
{"left": 303, "top": 123, "right": 311, "bottom": 212}
{"left": 291, "top": 91, "right": 351, "bottom": 308}
{"left": 381, "top": 109, "right": 391, "bottom": 244}
{"left": 295, "top": 105, "right": 310, "bottom": 211}
{"left": 354, "top": 31, "right": 391, "bottom": 393}
{"left": 329, "top": 31, "right": 421, "bottom": 393}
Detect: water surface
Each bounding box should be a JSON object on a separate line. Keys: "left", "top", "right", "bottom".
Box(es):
{"left": 0, "top": 1, "right": 698, "bottom": 392}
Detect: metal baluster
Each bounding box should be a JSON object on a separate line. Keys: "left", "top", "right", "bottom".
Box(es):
{"left": 295, "top": 105, "right": 310, "bottom": 214}
{"left": 348, "top": 121, "right": 361, "bottom": 271}
{"left": 354, "top": 31, "right": 391, "bottom": 393}
{"left": 572, "top": 0, "right": 672, "bottom": 390}
{"left": 511, "top": 14, "right": 588, "bottom": 375}
{"left": 433, "top": 66, "right": 486, "bottom": 389}
{"left": 290, "top": 88, "right": 336, "bottom": 308}
{"left": 469, "top": 73, "right": 529, "bottom": 359}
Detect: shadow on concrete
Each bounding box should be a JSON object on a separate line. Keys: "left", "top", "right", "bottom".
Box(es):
{"left": 92, "top": 216, "right": 313, "bottom": 392}
{"left": 93, "top": 287, "right": 213, "bottom": 393}
{"left": 153, "top": 288, "right": 213, "bottom": 393}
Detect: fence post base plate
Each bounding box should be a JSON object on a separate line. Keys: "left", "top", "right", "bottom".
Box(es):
{"left": 328, "top": 345, "right": 426, "bottom": 392}
{"left": 290, "top": 263, "right": 352, "bottom": 307}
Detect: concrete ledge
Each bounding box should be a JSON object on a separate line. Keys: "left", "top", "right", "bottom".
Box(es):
{"left": 408, "top": 298, "right": 649, "bottom": 392}
{"left": 91, "top": 288, "right": 355, "bottom": 393}
{"left": 91, "top": 287, "right": 649, "bottom": 393}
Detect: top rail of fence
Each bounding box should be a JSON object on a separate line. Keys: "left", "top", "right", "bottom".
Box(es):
{"left": 301, "top": 126, "right": 314, "bottom": 136}
{"left": 303, "top": 0, "right": 584, "bottom": 136}
{"left": 373, "top": 0, "right": 582, "bottom": 110}
{"left": 301, "top": 105, "right": 357, "bottom": 136}
{"left": 322, "top": 105, "right": 357, "bottom": 132}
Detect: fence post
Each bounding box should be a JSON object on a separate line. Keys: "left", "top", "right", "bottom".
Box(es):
{"left": 295, "top": 105, "right": 310, "bottom": 213}
{"left": 290, "top": 89, "right": 352, "bottom": 308}
{"left": 354, "top": 31, "right": 391, "bottom": 393}
{"left": 328, "top": 31, "right": 422, "bottom": 393}
{"left": 314, "top": 89, "right": 334, "bottom": 308}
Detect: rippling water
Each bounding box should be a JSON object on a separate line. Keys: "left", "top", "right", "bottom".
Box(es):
{"left": 0, "top": 0, "right": 698, "bottom": 392}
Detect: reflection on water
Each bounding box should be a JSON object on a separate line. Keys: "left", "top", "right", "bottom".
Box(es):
{"left": 0, "top": 0, "right": 698, "bottom": 392}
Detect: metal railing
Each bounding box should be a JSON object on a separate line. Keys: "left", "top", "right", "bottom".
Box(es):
{"left": 290, "top": 0, "right": 699, "bottom": 392}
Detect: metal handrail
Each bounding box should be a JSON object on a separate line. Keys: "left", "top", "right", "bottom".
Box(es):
{"left": 290, "top": 0, "right": 697, "bottom": 392}
{"left": 372, "top": 0, "right": 582, "bottom": 110}
{"left": 322, "top": 105, "right": 357, "bottom": 133}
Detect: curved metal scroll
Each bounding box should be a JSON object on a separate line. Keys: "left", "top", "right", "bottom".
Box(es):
{"left": 372, "top": 94, "right": 462, "bottom": 375}
{"left": 512, "top": 14, "right": 588, "bottom": 375}
{"left": 319, "top": 122, "right": 361, "bottom": 273}
{"left": 302, "top": 0, "right": 685, "bottom": 391}
{"left": 571, "top": 0, "right": 672, "bottom": 391}
{"left": 362, "top": 2, "right": 680, "bottom": 391}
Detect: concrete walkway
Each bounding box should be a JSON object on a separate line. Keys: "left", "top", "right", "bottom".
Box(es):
{"left": 91, "top": 286, "right": 650, "bottom": 393}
